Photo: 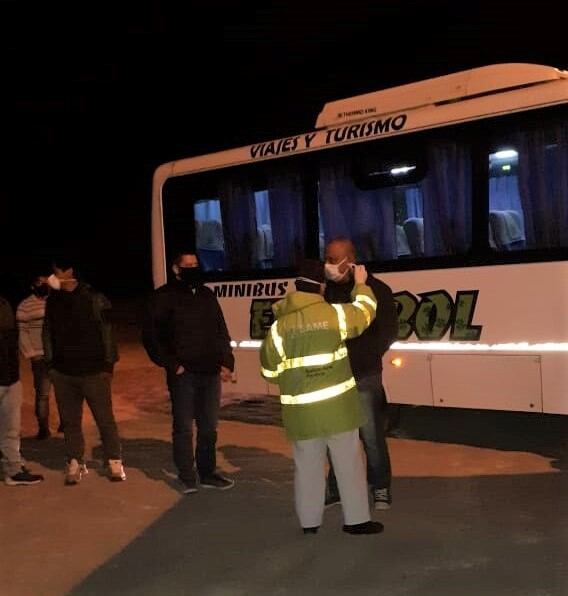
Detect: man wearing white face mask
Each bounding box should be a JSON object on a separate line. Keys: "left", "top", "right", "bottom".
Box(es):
{"left": 324, "top": 238, "right": 398, "bottom": 510}
{"left": 43, "top": 258, "right": 125, "bottom": 485}
{"left": 17, "top": 269, "right": 62, "bottom": 439}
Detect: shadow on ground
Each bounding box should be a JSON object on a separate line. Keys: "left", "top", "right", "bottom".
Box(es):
{"left": 388, "top": 405, "right": 568, "bottom": 471}
{"left": 69, "top": 444, "right": 568, "bottom": 596}
{"left": 20, "top": 436, "right": 178, "bottom": 486}
{"left": 217, "top": 399, "right": 568, "bottom": 471}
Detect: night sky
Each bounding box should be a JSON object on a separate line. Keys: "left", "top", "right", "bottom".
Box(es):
{"left": 1, "top": 0, "right": 565, "bottom": 304}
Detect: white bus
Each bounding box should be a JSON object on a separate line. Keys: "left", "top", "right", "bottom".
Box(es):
{"left": 152, "top": 63, "right": 568, "bottom": 414}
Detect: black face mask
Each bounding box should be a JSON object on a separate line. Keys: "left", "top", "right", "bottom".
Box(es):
{"left": 178, "top": 267, "right": 202, "bottom": 286}
{"left": 32, "top": 284, "right": 49, "bottom": 298}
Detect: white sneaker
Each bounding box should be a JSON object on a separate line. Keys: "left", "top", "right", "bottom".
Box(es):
{"left": 108, "top": 459, "right": 126, "bottom": 481}
{"left": 65, "top": 459, "right": 87, "bottom": 485}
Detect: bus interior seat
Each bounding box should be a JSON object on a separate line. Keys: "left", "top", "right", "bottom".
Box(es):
{"left": 489, "top": 221, "right": 497, "bottom": 249}
{"left": 504, "top": 209, "right": 526, "bottom": 247}
{"left": 396, "top": 224, "right": 412, "bottom": 257}
{"left": 403, "top": 217, "right": 424, "bottom": 256}
{"left": 489, "top": 210, "right": 526, "bottom": 250}
{"left": 257, "top": 224, "right": 274, "bottom": 267}
{"left": 196, "top": 220, "right": 225, "bottom": 270}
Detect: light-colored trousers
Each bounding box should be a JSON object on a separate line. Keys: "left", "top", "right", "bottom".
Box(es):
{"left": 0, "top": 381, "right": 23, "bottom": 476}
{"left": 293, "top": 428, "right": 370, "bottom": 528}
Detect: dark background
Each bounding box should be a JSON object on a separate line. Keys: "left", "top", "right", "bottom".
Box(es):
{"left": 1, "top": 0, "right": 565, "bottom": 304}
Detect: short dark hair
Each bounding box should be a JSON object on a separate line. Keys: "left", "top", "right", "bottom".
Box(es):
{"left": 29, "top": 269, "right": 51, "bottom": 285}
{"left": 296, "top": 259, "right": 325, "bottom": 283}
{"left": 172, "top": 250, "right": 198, "bottom": 266}
{"left": 28, "top": 260, "right": 52, "bottom": 285}
{"left": 52, "top": 256, "right": 76, "bottom": 272}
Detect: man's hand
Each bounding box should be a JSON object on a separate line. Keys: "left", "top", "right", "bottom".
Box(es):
{"left": 220, "top": 366, "right": 232, "bottom": 382}
{"left": 175, "top": 364, "right": 185, "bottom": 375}
{"left": 353, "top": 264, "right": 368, "bottom": 285}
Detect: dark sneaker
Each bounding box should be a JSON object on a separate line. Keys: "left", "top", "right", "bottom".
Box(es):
{"left": 5, "top": 467, "right": 44, "bottom": 486}
{"left": 373, "top": 488, "right": 392, "bottom": 510}
{"left": 200, "top": 472, "right": 235, "bottom": 490}
{"left": 180, "top": 479, "right": 198, "bottom": 494}
{"left": 303, "top": 526, "right": 319, "bottom": 535}
{"left": 324, "top": 491, "right": 341, "bottom": 509}
{"left": 343, "top": 521, "right": 384, "bottom": 535}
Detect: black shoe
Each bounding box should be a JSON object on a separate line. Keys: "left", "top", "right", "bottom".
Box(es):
{"left": 343, "top": 521, "right": 384, "bottom": 535}
{"left": 200, "top": 472, "right": 235, "bottom": 490}
{"left": 373, "top": 487, "right": 392, "bottom": 510}
{"left": 325, "top": 491, "right": 341, "bottom": 509}
{"left": 5, "top": 467, "right": 44, "bottom": 486}
{"left": 36, "top": 427, "right": 51, "bottom": 440}
{"left": 303, "top": 526, "right": 319, "bottom": 535}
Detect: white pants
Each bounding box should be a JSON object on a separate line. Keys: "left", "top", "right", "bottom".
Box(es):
{"left": 0, "top": 381, "right": 23, "bottom": 476}
{"left": 292, "top": 429, "right": 370, "bottom": 528}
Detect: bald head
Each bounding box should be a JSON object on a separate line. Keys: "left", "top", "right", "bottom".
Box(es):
{"left": 324, "top": 238, "right": 356, "bottom": 283}
{"left": 325, "top": 238, "right": 356, "bottom": 262}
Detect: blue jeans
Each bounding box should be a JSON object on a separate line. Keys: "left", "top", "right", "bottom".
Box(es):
{"left": 328, "top": 374, "right": 392, "bottom": 493}
{"left": 169, "top": 371, "right": 220, "bottom": 484}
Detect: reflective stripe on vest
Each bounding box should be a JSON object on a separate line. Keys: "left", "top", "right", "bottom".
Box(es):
{"left": 280, "top": 376, "right": 357, "bottom": 405}
{"left": 332, "top": 304, "right": 347, "bottom": 340}
{"left": 353, "top": 300, "right": 371, "bottom": 327}
{"left": 355, "top": 293, "right": 377, "bottom": 312}
{"left": 271, "top": 321, "right": 286, "bottom": 360}
{"left": 261, "top": 345, "right": 348, "bottom": 379}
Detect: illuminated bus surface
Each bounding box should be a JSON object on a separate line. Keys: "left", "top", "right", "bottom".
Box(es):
{"left": 152, "top": 63, "right": 568, "bottom": 414}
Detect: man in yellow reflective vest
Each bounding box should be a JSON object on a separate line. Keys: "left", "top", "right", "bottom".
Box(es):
{"left": 260, "top": 259, "right": 383, "bottom": 535}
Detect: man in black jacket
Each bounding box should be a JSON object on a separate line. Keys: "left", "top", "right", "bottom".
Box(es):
{"left": 43, "top": 259, "right": 125, "bottom": 485}
{"left": 143, "top": 252, "right": 235, "bottom": 494}
{"left": 0, "top": 295, "right": 44, "bottom": 485}
{"left": 323, "top": 238, "right": 398, "bottom": 510}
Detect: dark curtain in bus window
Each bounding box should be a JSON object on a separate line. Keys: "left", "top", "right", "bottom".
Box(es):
{"left": 421, "top": 142, "right": 472, "bottom": 256}
{"left": 318, "top": 161, "right": 396, "bottom": 261}
{"left": 267, "top": 171, "right": 305, "bottom": 267}
{"left": 218, "top": 180, "right": 257, "bottom": 269}
{"left": 194, "top": 200, "right": 225, "bottom": 271}
{"left": 516, "top": 123, "right": 568, "bottom": 248}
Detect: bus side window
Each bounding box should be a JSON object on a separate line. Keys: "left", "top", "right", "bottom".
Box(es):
{"left": 317, "top": 139, "right": 472, "bottom": 262}
{"left": 194, "top": 199, "right": 226, "bottom": 271}
{"left": 213, "top": 168, "right": 306, "bottom": 272}
{"left": 489, "top": 120, "right": 568, "bottom": 251}
{"left": 254, "top": 191, "right": 274, "bottom": 269}
{"left": 488, "top": 149, "right": 526, "bottom": 251}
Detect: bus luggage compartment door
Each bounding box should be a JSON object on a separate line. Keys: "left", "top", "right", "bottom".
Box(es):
{"left": 430, "top": 354, "right": 543, "bottom": 412}
{"left": 222, "top": 349, "right": 271, "bottom": 396}
{"left": 383, "top": 352, "right": 434, "bottom": 406}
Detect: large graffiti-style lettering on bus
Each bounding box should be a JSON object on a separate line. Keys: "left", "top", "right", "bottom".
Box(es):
{"left": 250, "top": 299, "right": 279, "bottom": 340}
{"left": 249, "top": 290, "right": 483, "bottom": 341}
{"left": 394, "top": 289, "right": 482, "bottom": 341}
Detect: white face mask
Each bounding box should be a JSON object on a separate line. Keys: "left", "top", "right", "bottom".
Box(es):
{"left": 47, "top": 274, "right": 61, "bottom": 291}
{"left": 47, "top": 274, "right": 75, "bottom": 291}
{"left": 324, "top": 258, "right": 349, "bottom": 282}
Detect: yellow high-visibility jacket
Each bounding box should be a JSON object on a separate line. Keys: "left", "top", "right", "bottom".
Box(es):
{"left": 260, "top": 283, "right": 377, "bottom": 441}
